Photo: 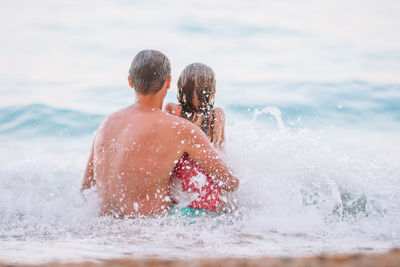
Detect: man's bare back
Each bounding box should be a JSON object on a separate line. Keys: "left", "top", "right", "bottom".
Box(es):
{"left": 81, "top": 50, "right": 238, "bottom": 217}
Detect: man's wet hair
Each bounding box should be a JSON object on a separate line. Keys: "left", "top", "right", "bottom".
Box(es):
{"left": 129, "top": 50, "right": 171, "bottom": 95}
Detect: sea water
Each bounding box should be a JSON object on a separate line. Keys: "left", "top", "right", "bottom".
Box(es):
{"left": 1, "top": 0, "right": 400, "bottom": 264}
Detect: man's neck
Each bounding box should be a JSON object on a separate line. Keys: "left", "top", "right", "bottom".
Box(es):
{"left": 135, "top": 93, "right": 164, "bottom": 110}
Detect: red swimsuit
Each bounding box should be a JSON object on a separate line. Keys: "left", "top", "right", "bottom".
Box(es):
{"left": 172, "top": 106, "right": 223, "bottom": 211}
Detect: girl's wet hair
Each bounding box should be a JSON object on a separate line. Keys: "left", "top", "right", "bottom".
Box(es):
{"left": 177, "top": 63, "right": 216, "bottom": 138}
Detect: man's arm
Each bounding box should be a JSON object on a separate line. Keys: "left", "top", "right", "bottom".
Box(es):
{"left": 182, "top": 123, "right": 239, "bottom": 192}
{"left": 81, "top": 140, "right": 95, "bottom": 191}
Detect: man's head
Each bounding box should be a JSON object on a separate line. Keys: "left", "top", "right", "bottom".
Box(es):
{"left": 128, "top": 50, "right": 171, "bottom": 95}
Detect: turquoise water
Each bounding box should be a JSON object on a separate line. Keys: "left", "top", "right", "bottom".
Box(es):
{"left": 1, "top": 80, "right": 399, "bottom": 137}
{"left": 1, "top": 0, "right": 400, "bottom": 264}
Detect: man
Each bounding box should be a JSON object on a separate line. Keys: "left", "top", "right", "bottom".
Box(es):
{"left": 81, "top": 50, "right": 238, "bottom": 217}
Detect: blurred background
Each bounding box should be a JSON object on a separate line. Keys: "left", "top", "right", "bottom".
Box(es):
{"left": 1, "top": 0, "right": 399, "bottom": 116}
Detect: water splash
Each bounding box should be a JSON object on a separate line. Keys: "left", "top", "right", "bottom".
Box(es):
{"left": 253, "top": 106, "right": 287, "bottom": 133}
{"left": 0, "top": 106, "right": 400, "bottom": 263}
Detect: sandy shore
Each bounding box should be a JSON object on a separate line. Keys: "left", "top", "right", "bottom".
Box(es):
{"left": 2, "top": 249, "right": 399, "bottom": 267}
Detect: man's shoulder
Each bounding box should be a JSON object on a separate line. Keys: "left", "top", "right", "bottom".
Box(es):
{"left": 110, "top": 106, "right": 132, "bottom": 118}
{"left": 96, "top": 106, "right": 137, "bottom": 135}
{"left": 159, "top": 111, "right": 201, "bottom": 137}
{"left": 161, "top": 110, "right": 191, "bottom": 127}
{"left": 100, "top": 108, "right": 127, "bottom": 125}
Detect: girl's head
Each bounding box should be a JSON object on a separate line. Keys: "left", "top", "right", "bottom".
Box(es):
{"left": 177, "top": 63, "right": 216, "bottom": 137}
{"left": 177, "top": 63, "right": 216, "bottom": 114}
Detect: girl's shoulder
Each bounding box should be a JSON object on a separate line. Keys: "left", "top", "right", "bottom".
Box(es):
{"left": 164, "top": 102, "right": 180, "bottom": 115}
{"left": 213, "top": 107, "right": 225, "bottom": 122}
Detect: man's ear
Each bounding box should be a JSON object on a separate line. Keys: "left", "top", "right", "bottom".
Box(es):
{"left": 165, "top": 76, "right": 171, "bottom": 90}
{"left": 128, "top": 76, "right": 133, "bottom": 88}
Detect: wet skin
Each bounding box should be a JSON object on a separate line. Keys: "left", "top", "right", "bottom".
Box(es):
{"left": 82, "top": 78, "right": 238, "bottom": 217}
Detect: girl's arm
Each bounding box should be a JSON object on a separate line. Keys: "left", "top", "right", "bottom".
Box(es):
{"left": 213, "top": 107, "right": 226, "bottom": 150}
{"left": 164, "top": 102, "right": 178, "bottom": 115}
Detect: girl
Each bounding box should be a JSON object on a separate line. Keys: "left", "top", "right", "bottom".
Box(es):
{"left": 165, "top": 63, "right": 226, "bottom": 212}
